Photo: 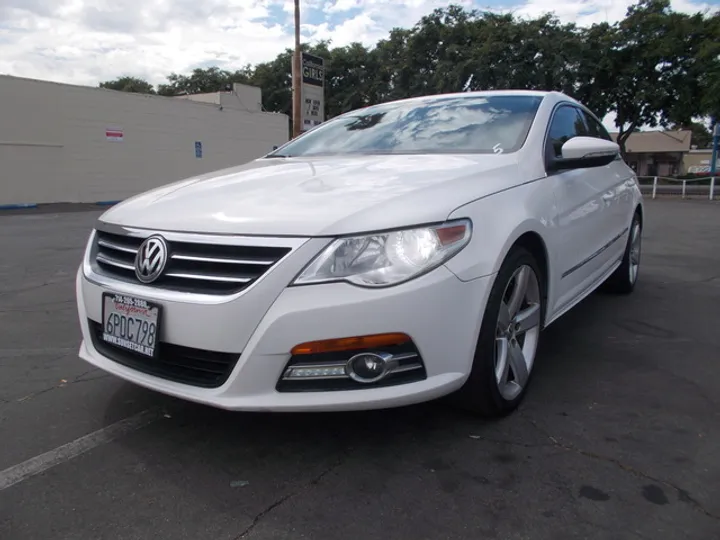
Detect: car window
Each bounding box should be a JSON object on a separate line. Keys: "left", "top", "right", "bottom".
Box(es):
{"left": 580, "top": 110, "right": 612, "bottom": 141}
{"left": 547, "top": 105, "right": 588, "bottom": 158}
{"left": 267, "top": 95, "right": 544, "bottom": 157}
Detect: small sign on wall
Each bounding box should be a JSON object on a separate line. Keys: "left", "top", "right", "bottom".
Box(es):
{"left": 195, "top": 141, "right": 203, "bottom": 158}
{"left": 106, "top": 127, "right": 124, "bottom": 142}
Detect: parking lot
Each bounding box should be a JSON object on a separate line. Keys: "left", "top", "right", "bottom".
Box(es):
{"left": 0, "top": 198, "right": 719, "bottom": 540}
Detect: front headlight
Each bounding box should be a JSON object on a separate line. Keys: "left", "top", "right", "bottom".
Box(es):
{"left": 293, "top": 219, "right": 472, "bottom": 288}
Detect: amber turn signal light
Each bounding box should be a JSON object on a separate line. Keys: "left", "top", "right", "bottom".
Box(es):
{"left": 291, "top": 333, "right": 411, "bottom": 355}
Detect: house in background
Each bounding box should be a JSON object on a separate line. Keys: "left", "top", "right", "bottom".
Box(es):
{"left": 609, "top": 130, "right": 692, "bottom": 176}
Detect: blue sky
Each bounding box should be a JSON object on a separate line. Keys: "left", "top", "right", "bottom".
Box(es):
{"left": 0, "top": 0, "right": 717, "bottom": 97}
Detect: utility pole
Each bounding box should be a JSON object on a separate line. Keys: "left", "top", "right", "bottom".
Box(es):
{"left": 292, "top": 0, "right": 302, "bottom": 139}
{"left": 711, "top": 122, "right": 719, "bottom": 176}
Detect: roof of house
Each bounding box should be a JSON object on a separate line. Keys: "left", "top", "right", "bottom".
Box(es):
{"left": 609, "top": 130, "right": 693, "bottom": 153}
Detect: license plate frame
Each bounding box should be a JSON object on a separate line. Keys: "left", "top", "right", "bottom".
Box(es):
{"left": 101, "top": 292, "right": 163, "bottom": 359}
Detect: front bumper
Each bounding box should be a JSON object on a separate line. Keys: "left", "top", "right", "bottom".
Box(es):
{"left": 76, "top": 255, "right": 494, "bottom": 412}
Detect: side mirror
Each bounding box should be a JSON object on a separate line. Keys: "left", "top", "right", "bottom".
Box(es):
{"left": 549, "top": 136, "right": 620, "bottom": 171}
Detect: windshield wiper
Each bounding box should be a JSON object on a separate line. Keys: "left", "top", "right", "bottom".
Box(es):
{"left": 264, "top": 154, "right": 290, "bottom": 158}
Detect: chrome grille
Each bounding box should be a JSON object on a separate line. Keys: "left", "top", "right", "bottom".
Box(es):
{"left": 93, "top": 230, "right": 292, "bottom": 295}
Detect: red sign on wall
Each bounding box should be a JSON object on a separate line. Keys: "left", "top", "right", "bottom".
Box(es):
{"left": 106, "top": 127, "right": 124, "bottom": 142}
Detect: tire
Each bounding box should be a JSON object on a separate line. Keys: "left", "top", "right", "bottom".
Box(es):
{"left": 451, "top": 246, "right": 545, "bottom": 418}
{"left": 602, "top": 212, "right": 642, "bottom": 295}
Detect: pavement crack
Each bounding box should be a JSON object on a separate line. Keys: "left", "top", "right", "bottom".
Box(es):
{"left": 0, "top": 279, "right": 74, "bottom": 296}
{"left": 468, "top": 434, "right": 555, "bottom": 449}
{"left": 522, "top": 416, "right": 720, "bottom": 521}
{"left": 236, "top": 492, "right": 295, "bottom": 539}
{"left": 15, "top": 385, "right": 60, "bottom": 403}
{"left": 0, "top": 347, "right": 77, "bottom": 359}
{"left": 650, "top": 366, "right": 718, "bottom": 407}
{"left": 13, "top": 367, "right": 109, "bottom": 403}
{"left": 72, "top": 374, "right": 112, "bottom": 384}
{"left": 235, "top": 457, "right": 345, "bottom": 539}
{"left": 0, "top": 300, "right": 74, "bottom": 313}
{"left": 72, "top": 368, "right": 103, "bottom": 382}
{"left": 655, "top": 273, "right": 720, "bottom": 287}
{"left": 0, "top": 307, "right": 74, "bottom": 314}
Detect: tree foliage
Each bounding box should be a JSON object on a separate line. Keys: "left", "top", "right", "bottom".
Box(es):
{"left": 99, "top": 76, "right": 156, "bottom": 94}
{"left": 672, "top": 121, "right": 713, "bottom": 148}
{"left": 156, "top": 66, "right": 254, "bottom": 96}
{"left": 99, "top": 1, "right": 720, "bottom": 145}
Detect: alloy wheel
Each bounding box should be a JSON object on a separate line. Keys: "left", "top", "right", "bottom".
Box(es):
{"left": 494, "top": 265, "right": 541, "bottom": 401}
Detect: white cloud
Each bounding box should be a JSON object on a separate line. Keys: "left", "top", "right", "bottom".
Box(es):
{"left": 301, "top": 0, "right": 476, "bottom": 48}
{"left": 324, "top": 0, "right": 363, "bottom": 13}
{"left": 0, "top": 0, "right": 290, "bottom": 86}
{"left": 506, "top": 0, "right": 715, "bottom": 26}
{"left": 302, "top": 13, "right": 380, "bottom": 45}
{"left": 282, "top": 0, "right": 326, "bottom": 14}
{"left": 0, "top": 0, "right": 716, "bottom": 88}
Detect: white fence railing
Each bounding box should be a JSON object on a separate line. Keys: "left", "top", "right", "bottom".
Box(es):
{"left": 637, "top": 176, "right": 717, "bottom": 201}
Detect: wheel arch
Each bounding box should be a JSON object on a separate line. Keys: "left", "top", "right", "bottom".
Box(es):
{"left": 634, "top": 203, "right": 644, "bottom": 227}
{"left": 448, "top": 224, "right": 552, "bottom": 417}
{"left": 501, "top": 229, "right": 552, "bottom": 327}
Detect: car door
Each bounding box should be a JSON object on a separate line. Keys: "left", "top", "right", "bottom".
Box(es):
{"left": 577, "top": 107, "right": 636, "bottom": 258}
{"left": 546, "top": 104, "right": 618, "bottom": 315}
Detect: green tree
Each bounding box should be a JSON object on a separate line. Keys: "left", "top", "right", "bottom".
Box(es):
{"left": 696, "top": 12, "right": 720, "bottom": 125}
{"left": 99, "top": 76, "right": 156, "bottom": 94}
{"left": 569, "top": 22, "right": 616, "bottom": 119}
{"left": 157, "top": 66, "right": 254, "bottom": 96}
{"left": 375, "top": 7, "right": 583, "bottom": 98}
{"left": 671, "top": 121, "right": 713, "bottom": 148}
{"left": 602, "top": 0, "right": 715, "bottom": 155}
{"left": 371, "top": 28, "right": 414, "bottom": 102}
{"left": 404, "top": 5, "right": 476, "bottom": 95}
{"left": 469, "top": 13, "right": 581, "bottom": 93}
{"left": 324, "top": 42, "right": 379, "bottom": 116}
{"left": 245, "top": 40, "right": 377, "bottom": 131}
{"left": 250, "top": 51, "right": 293, "bottom": 115}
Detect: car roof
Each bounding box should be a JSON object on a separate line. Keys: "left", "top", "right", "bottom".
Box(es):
{"left": 350, "top": 90, "right": 578, "bottom": 111}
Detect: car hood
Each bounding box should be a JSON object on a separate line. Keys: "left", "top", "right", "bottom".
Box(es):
{"left": 99, "top": 154, "right": 522, "bottom": 236}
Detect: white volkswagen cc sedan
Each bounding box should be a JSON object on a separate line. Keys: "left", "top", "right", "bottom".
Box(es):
{"left": 75, "top": 90, "right": 643, "bottom": 417}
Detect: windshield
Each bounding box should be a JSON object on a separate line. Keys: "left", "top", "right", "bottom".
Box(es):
{"left": 269, "top": 94, "right": 543, "bottom": 158}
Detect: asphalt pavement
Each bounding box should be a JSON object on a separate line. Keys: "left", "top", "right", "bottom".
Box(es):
{"left": 0, "top": 199, "right": 719, "bottom": 540}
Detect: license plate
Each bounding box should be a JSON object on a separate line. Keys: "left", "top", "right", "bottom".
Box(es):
{"left": 101, "top": 293, "right": 162, "bottom": 358}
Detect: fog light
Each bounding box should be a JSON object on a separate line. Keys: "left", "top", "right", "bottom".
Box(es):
{"left": 346, "top": 352, "right": 392, "bottom": 383}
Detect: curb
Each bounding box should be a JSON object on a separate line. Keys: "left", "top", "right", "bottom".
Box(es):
{"left": 0, "top": 201, "right": 122, "bottom": 214}
{"left": 0, "top": 203, "right": 39, "bottom": 210}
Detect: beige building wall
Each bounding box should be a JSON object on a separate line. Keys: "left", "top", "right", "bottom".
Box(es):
{"left": 0, "top": 75, "right": 288, "bottom": 205}
{"left": 683, "top": 149, "right": 719, "bottom": 174}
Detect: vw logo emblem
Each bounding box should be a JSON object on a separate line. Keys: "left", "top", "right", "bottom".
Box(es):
{"left": 134, "top": 236, "right": 168, "bottom": 284}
